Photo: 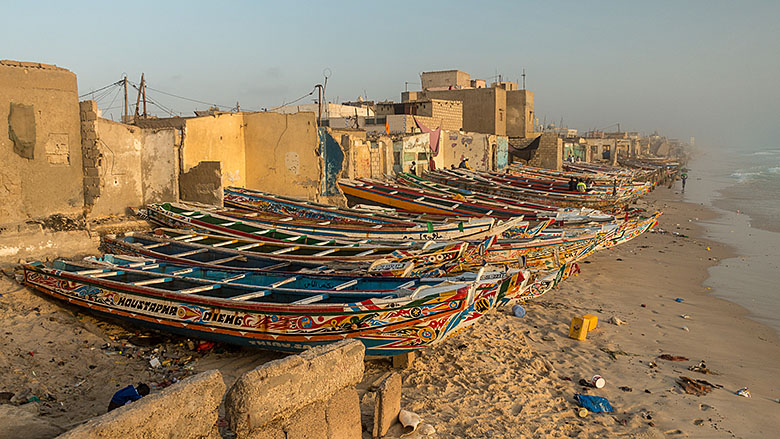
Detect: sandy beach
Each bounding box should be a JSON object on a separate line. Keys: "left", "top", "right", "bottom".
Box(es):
{"left": 1, "top": 186, "right": 779, "bottom": 438}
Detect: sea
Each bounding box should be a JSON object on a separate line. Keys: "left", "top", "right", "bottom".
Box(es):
{"left": 683, "top": 146, "right": 780, "bottom": 336}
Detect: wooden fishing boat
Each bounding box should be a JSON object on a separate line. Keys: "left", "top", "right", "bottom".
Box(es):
{"left": 146, "top": 202, "right": 509, "bottom": 242}
{"left": 224, "top": 186, "right": 424, "bottom": 225}
{"left": 424, "top": 169, "right": 629, "bottom": 209}
{"left": 22, "top": 260, "right": 520, "bottom": 356}
{"left": 150, "top": 228, "right": 416, "bottom": 263}
{"left": 88, "top": 255, "right": 434, "bottom": 295}
{"left": 103, "top": 231, "right": 477, "bottom": 277}
{"left": 444, "top": 228, "right": 612, "bottom": 273}
{"left": 394, "top": 172, "right": 615, "bottom": 224}
{"left": 595, "top": 212, "right": 662, "bottom": 251}
{"left": 207, "top": 203, "right": 528, "bottom": 242}
{"left": 100, "top": 233, "right": 336, "bottom": 274}
{"left": 90, "top": 253, "right": 531, "bottom": 310}
{"left": 504, "top": 262, "right": 581, "bottom": 305}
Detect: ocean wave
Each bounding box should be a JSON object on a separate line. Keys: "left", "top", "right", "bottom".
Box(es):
{"left": 768, "top": 167, "right": 780, "bottom": 174}
{"left": 750, "top": 149, "right": 780, "bottom": 156}
{"left": 730, "top": 171, "right": 760, "bottom": 182}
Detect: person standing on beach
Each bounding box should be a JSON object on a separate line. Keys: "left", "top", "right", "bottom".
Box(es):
{"left": 576, "top": 179, "right": 587, "bottom": 193}
{"left": 681, "top": 171, "right": 688, "bottom": 191}
{"left": 107, "top": 383, "right": 150, "bottom": 412}
{"left": 568, "top": 177, "right": 578, "bottom": 192}
{"left": 410, "top": 161, "right": 417, "bottom": 176}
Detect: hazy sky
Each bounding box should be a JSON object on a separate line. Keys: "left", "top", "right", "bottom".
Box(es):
{"left": 4, "top": 1, "right": 778, "bottom": 149}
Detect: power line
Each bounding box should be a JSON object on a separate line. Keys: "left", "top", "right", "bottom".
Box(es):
{"left": 79, "top": 80, "right": 122, "bottom": 98}
{"left": 267, "top": 88, "right": 316, "bottom": 111}
{"left": 142, "top": 84, "right": 236, "bottom": 110}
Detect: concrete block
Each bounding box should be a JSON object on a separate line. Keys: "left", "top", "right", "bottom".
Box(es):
{"left": 83, "top": 176, "right": 100, "bottom": 186}
{"left": 325, "top": 387, "right": 361, "bottom": 439}
{"left": 84, "top": 167, "right": 99, "bottom": 177}
{"left": 80, "top": 101, "right": 98, "bottom": 112}
{"left": 245, "top": 423, "right": 285, "bottom": 439}
{"left": 83, "top": 111, "right": 97, "bottom": 121}
{"left": 282, "top": 403, "right": 327, "bottom": 439}
{"left": 225, "top": 340, "right": 364, "bottom": 437}
{"left": 392, "top": 352, "right": 415, "bottom": 369}
{"left": 371, "top": 373, "right": 401, "bottom": 439}
{"left": 0, "top": 404, "right": 65, "bottom": 439}
{"left": 56, "top": 369, "right": 225, "bottom": 439}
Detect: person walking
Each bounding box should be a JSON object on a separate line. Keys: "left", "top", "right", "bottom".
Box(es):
{"left": 680, "top": 171, "right": 688, "bottom": 191}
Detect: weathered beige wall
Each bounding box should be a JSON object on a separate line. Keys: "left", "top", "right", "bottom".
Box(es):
{"left": 421, "top": 88, "right": 505, "bottom": 135}
{"left": 332, "top": 129, "right": 371, "bottom": 180}
{"left": 438, "top": 130, "right": 495, "bottom": 171}
{"left": 421, "top": 70, "right": 471, "bottom": 89}
{"left": 87, "top": 118, "right": 178, "bottom": 217}
{"left": 528, "top": 133, "right": 562, "bottom": 171}
{"left": 179, "top": 112, "right": 325, "bottom": 201}
{"left": 243, "top": 112, "right": 320, "bottom": 198}
{"left": 393, "top": 133, "right": 430, "bottom": 174}
{"left": 182, "top": 113, "right": 246, "bottom": 189}
{"left": 0, "top": 61, "right": 83, "bottom": 225}
{"left": 506, "top": 89, "right": 534, "bottom": 138}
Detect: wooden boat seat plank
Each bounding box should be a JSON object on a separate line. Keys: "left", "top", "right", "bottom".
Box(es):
{"left": 271, "top": 276, "right": 297, "bottom": 288}
{"left": 332, "top": 279, "right": 358, "bottom": 291}
{"left": 178, "top": 284, "right": 220, "bottom": 294}
{"left": 211, "top": 255, "right": 248, "bottom": 265}
{"left": 211, "top": 240, "right": 238, "bottom": 248}
{"left": 231, "top": 290, "right": 272, "bottom": 301}
{"left": 292, "top": 294, "right": 328, "bottom": 305}
{"left": 172, "top": 248, "right": 209, "bottom": 258}
{"left": 236, "top": 242, "right": 261, "bottom": 251}
{"left": 144, "top": 242, "right": 170, "bottom": 250}
{"left": 132, "top": 277, "right": 172, "bottom": 286}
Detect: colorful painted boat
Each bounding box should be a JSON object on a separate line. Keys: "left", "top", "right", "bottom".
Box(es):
{"left": 23, "top": 261, "right": 520, "bottom": 356}
{"left": 101, "top": 232, "right": 473, "bottom": 277}
{"left": 224, "top": 186, "right": 425, "bottom": 225}
{"left": 149, "top": 228, "right": 414, "bottom": 263}
{"left": 146, "top": 202, "right": 509, "bottom": 242}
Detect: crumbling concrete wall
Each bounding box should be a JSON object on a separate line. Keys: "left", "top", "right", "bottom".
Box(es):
{"left": 0, "top": 60, "right": 84, "bottom": 225}
{"left": 332, "top": 129, "right": 371, "bottom": 180}
{"left": 225, "top": 340, "right": 365, "bottom": 439}
{"left": 243, "top": 112, "right": 320, "bottom": 199}
{"left": 179, "top": 112, "right": 329, "bottom": 201}
{"left": 439, "top": 130, "right": 499, "bottom": 171}
{"left": 80, "top": 103, "right": 178, "bottom": 217}
{"left": 56, "top": 369, "right": 225, "bottom": 439}
{"left": 179, "top": 161, "right": 222, "bottom": 206}
{"left": 393, "top": 133, "right": 430, "bottom": 175}
{"left": 511, "top": 133, "right": 562, "bottom": 171}
{"left": 181, "top": 113, "right": 246, "bottom": 189}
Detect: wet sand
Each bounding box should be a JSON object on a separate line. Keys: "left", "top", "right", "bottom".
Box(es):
{"left": 1, "top": 187, "right": 779, "bottom": 438}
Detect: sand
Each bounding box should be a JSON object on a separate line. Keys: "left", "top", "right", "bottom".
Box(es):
{"left": 1, "top": 186, "right": 779, "bottom": 438}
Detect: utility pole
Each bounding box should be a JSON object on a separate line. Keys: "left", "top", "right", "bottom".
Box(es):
{"left": 134, "top": 73, "right": 143, "bottom": 119}
{"left": 314, "top": 84, "right": 323, "bottom": 126}
{"left": 236, "top": 101, "right": 240, "bottom": 112}
{"left": 123, "top": 76, "right": 128, "bottom": 122}
{"left": 522, "top": 69, "right": 526, "bottom": 89}
{"left": 141, "top": 74, "right": 147, "bottom": 117}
